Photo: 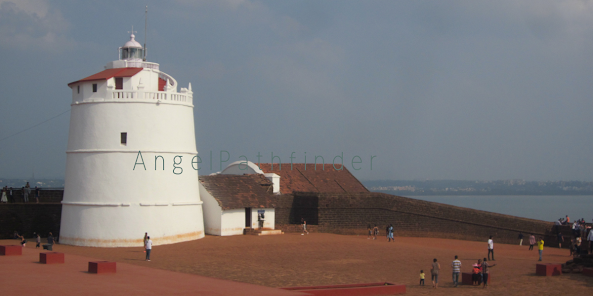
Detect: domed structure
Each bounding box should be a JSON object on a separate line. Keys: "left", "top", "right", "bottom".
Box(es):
{"left": 60, "top": 32, "right": 205, "bottom": 247}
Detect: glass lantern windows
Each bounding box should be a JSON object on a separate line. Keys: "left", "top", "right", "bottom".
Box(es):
{"left": 120, "top": 47, "right": 143, "bottom": 60}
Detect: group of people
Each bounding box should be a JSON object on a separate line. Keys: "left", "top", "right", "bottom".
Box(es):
{"left": 14, "top": 231, "right": 56, "bottom": 249}
{"left": 0, "top": 183, "right": 39, "bottom": 203}
{"left": 422, "top": 256, "right": 496, "bottom": 289}
{"left": 519, "top": 233, "right": 545, "bottom": 261}
{"left": 366, "top": 224, "right": 394, "bottom": 241}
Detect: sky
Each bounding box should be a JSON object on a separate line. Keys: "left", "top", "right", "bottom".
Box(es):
{"left": 0, "top": 0, "right": 592, "bottom": 181}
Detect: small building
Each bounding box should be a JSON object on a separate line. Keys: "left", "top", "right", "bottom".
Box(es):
{"left": 199, "top": 174, "right": 277, "bottom": 236}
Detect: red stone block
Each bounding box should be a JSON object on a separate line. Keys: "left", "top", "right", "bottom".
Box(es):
{"left": 39, "top": 252, "right": 64, "bottom": 264}
{"left": 536, "top": 263, "right": 562, "bottom": 276}
{"left": 88, "top": 261, "right": 116, "bottom": 274}
{"left": 583, "top": 268, "right": 593, "bottom": 277}
{"left": 0, "top": 245, "right": 22, "bottom": 256}
{"left": 462, "top": 272, "right": 490, "bottom": 285}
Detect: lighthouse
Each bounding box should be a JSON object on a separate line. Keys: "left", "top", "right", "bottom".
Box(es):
{"left": 60, "top": 32, "right": 205, "bottom": 247}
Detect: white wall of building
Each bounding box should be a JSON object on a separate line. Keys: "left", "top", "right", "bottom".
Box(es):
{"left": 221, "top": 208, "right": 247, "bottom": 236}
{"left": 199, "top": 182, "right": 222, "bottom": 236}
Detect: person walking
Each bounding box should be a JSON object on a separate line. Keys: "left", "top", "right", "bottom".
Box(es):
{"left": 145, "top": 236, "right": 152, "bottom": 261}
{"left": 529, "top": 234, "right": 536, "bottom": 250}
{"left": 372, "top": 225, "right": 378, "bottom": 240}
{"left": 487, "top": 236, "right": 495, "bottom": 261}
{"left": 302, "top": 220, "right": 309, "bottom": 235}
{"left": 388, "top": 224, "right": 394, "bottom": 242}
{"left": 518, "top": 232, "right": 524, "bottom": 246}
{"left": 451, "top": 255, "right": 461, "bottom": 287}
{"left": 538, "top": 237, "right": 544, "bottom": 261}
{"left": 481, "top": 258, "right": 496, "bottom": 288}
{"left": 431, "top": 258, "right": 440, "bottom": 289}
{"left": 36, "top": 234, "right": 41, "bottom": 248}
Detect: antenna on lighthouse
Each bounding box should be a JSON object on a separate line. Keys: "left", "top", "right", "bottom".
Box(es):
{"left": 143, "top": 5, "right": 147, "bottom": 61}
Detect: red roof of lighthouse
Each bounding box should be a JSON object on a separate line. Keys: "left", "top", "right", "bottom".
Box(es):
{"left": 67, "top": 68, "right": 143, "bottom": 87}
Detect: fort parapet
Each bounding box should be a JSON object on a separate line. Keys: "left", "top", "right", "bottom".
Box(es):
{"left": 0, "top": 189, "right": 568, "bottom": 247}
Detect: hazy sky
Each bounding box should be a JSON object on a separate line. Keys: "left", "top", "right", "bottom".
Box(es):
{"left": 1, "top": 0, "right": 592, "bottom": 181}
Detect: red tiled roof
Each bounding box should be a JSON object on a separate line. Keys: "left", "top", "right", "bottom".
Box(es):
{"left": 257, "top": 163, "right": 368, "bottom": 195}
{"left": 67, "top": 68, "right": 143, "bottom": 87}
{"left": 199, "top": 174, "right": 276, "bottom": 210}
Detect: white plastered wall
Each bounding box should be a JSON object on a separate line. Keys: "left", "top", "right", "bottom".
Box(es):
{"left": 199, "top": 182, "right": 222, "bottom": 236}
{"left": 221, "top": 208, "right": 246, "bottom": 236}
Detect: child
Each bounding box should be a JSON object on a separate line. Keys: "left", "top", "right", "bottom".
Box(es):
{"left": 36, "top": 234, "right": 41, "bottom": 248}
{"left": 419, "top": 270, "right": 425, "bottom": 286}
{"left": 472, "top": 263, "right": 480, "bottom": 285}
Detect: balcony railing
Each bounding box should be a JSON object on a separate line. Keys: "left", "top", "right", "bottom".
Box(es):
{"left": 109, "top": 90, "right": 192, "bottom": 105}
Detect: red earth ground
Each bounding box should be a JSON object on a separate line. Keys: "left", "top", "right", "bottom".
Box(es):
{"left": 2, "top": 233, "right": 592, "bottom": 295}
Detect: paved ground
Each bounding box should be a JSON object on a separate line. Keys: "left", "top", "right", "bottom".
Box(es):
{"left": 2, "top": 233, "right": 592, "bottom": 295}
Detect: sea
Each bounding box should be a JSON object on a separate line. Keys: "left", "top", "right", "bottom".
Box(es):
{"left": 403, "top": 195, "right": 593, "bottom": 222}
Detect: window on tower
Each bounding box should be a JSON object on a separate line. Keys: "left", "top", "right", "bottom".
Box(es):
{"left": 115, "top": 78, "right": 123, "bottom": 90}
{"left": 121, "top": 132, "right": 127, "bottom": 146}
{"left": 93, "top": 84, "right": 97, "bottom": 92}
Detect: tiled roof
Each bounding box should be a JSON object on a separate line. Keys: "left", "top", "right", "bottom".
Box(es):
{"left": 257, "top": 163, "right": 368, "bottom": 194}
{"left": 68, "top": 68, "right": 143, "bottom": 87}
{"left": 199, "top": 174, "right": 276, "bottom": 210}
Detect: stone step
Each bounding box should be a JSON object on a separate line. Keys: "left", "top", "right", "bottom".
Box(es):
{"left": 258, "top": 230, "right": 283, "bottom": 236}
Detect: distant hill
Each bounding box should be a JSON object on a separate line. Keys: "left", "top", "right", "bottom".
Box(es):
{"left": 361, "top": 180, "right": 593, "bottom": 196}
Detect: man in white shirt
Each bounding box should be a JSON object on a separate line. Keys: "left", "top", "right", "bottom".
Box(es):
{"left": 487, "top": 236, "right": 494, "bottom": 261}
{"left": 145, "top": 236, "right": 152, "bottom": 261}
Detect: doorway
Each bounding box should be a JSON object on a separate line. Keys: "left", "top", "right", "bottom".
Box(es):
{"left": 245, "top": 208, "right": 251, "bottom": 228}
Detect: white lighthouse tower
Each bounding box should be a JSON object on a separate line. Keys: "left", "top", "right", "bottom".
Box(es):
{"left": 60, "top": 32, "right": 205, "bottom": 247}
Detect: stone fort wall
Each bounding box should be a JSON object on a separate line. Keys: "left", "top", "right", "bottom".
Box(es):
{"left": 275, "top": 192, "right": 560, "bottom": 246}
{"left": 0, "top": 190, "right": 563, "bottom": 247}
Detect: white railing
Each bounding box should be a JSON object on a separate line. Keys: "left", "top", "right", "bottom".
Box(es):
{"left": 125, "top": 61, "right": 160, "bottom": 70}
{"left": 106, "top": 90, "right": 192, "bottom": 105}
{"left": 112, "top": 91, "right": 135, "bottom": 99}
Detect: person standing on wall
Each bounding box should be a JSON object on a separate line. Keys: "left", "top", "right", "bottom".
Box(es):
{"left": 34, "top": 186, "right": 40, "bottom": 203}
{"left": 24, "top": 183, "right": 31, "bottom": 203}
{"left": 518, "top": 232, "right": 524, "bottom": 246}
{"left": 487, "top": 236, "right": 495, "bottom": 261}
{"left": 587, "top": 226, "right": 593, "bottom": 254}
{"left": 8, "top": 187, "right": 14, "bottom": 203}
{"left": 145, "top": 236, "right": 152, "bottom": 261}
{"left": 451, "top": 255, "right": 461, "bottom": 287}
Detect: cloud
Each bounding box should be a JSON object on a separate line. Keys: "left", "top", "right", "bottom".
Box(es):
{"left": 0, "top": 0, "right": 74, "bottom": 51}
